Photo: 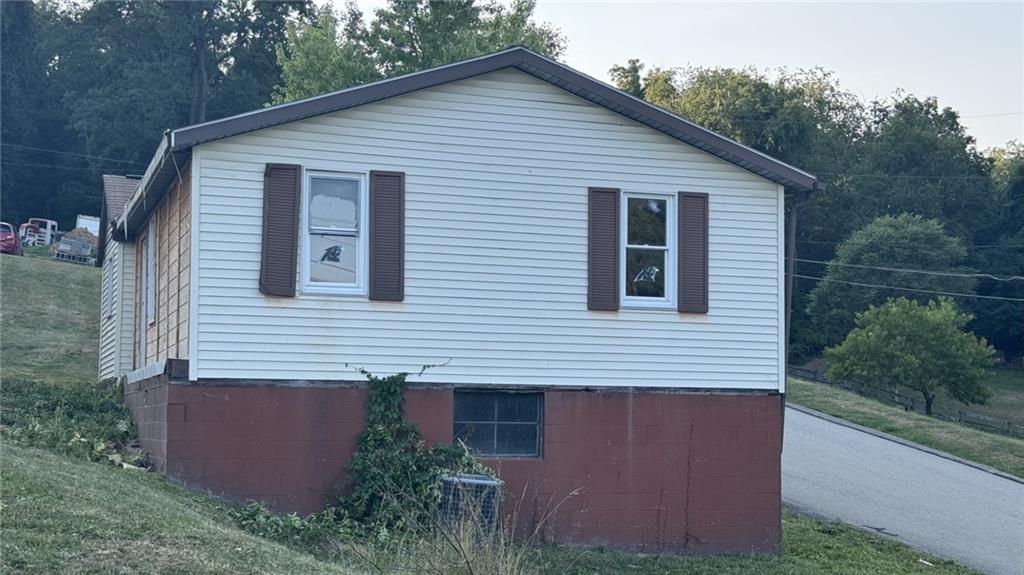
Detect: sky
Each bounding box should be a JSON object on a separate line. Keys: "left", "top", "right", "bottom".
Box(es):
{"left": 340, "top": 1, "right": 1023, "bottom": 150}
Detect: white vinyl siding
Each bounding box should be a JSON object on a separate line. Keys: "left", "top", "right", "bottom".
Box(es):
{"left": 191, "top": 69, "right": 783, "bottom": 389}
{"left": 98, "top": 228, "right": 136, "bottom": 380}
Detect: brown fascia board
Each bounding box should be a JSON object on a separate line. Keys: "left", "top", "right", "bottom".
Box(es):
{"left": 169, "top": 47, "right": 817, "bottom": 192}
{"left": 124, "top": 47, "right": 817, "bottom": 237}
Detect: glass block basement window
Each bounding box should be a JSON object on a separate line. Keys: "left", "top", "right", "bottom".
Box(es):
{"left": 453, "top": 392, "right": 542, "bottom": 457}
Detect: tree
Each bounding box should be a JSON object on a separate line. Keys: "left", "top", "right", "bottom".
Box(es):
{"left": 826, "top": 298, "right": 994, "bottom": 415}
{"left": 272, "top": 0, "right": 565, "bottom": 104}
{"left": 1, "top": 1, "right": 311, "bottom": 228}
{"left": 272, "top": 4, "right": 379, "bottom": 104}
{"left": 609, "top": 59, "right": 644, "bottom": 98}
{"left": 967, "top": 143, "right": 1024, "bottom": 361}
{"left": 806, "top": 214, "right": 974, "bottom": 348}
{"left": 851, "top": 95, "right": 995, "bottom": 241}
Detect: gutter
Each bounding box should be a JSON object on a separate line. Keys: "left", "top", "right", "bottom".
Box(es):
{"left": 115, "top": 130, "right": 188, "bottom": 240}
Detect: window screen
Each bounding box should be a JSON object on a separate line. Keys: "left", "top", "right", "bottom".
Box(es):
{"left": 454, "top": 392, "right": 542, "bottom": 457}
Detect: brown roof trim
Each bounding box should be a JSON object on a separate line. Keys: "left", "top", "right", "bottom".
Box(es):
{"left": 122, "top": 47, "right": 818, "bottom": 238}
{"left": 168, "top": 46, "right": 817, "bottom": 193}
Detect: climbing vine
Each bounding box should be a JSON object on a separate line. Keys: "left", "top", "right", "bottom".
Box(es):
{"left": 233, "top": 366, "right": 492, "bottom": 544}
{"left": 341, "top": 367, "right": 492, "bottom": 533}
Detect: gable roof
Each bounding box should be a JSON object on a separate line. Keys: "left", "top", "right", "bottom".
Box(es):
{"left": 102, "top": 175, "right": 140, "bottom": 224}
{"left": 118, "top": 46, "right": 817, "bottom": 237}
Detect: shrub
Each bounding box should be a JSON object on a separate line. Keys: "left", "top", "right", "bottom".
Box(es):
{"left": 1, "top": 377, "right": 136, "bottom": 461}
{"left": 230, "top": 501, "right": 356, "bottom": 551}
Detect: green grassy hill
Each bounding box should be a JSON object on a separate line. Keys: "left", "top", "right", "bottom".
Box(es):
{"left": 0, "top": 253, "right": 981, "bottom": 574}
{"left": 2, "top": 444, "right": 355, "bottom": 575}
{"left": 1, "top": 251, "right": 99, "bottom": 384}
{"left": 787, "top": 378, "right": 1024, "bottom": 477}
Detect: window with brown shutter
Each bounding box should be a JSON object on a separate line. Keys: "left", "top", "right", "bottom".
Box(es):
{"left": 588, "top": 187, "right": 620, "bottom": 311}
{"left": 260, "top": 163, "right": 301, "bottom": 297}
{"left": 368, "top": 171, "right": 405, "bottom": 301}
{"left": 678, "top": 192, "right": 709, "bottom": 313}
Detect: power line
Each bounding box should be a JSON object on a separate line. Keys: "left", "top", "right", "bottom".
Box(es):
{"left": 793, "top": 274, "right": 1024, "bottom": 302}
{"left": 796, "top": 239, "right": 1020, "bottom": 250}
{"left": 817, "top": 172, "right": 990, "bottom": 180}
{"left": 0, "top": 160, "right": 103, "bottom": 172}
{"left": 2, "top": 143, "right": 148, "bottom": 166}
{"left": 794, "top": 258, "right": 1024, "bottom": 282}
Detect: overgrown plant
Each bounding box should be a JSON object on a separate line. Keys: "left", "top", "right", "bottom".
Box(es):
{"left": 342, "top": 366, "right": 492, "bottom": 532}
{"left": 230, "top": 502, "right": 356, "bottom": 553}
{"left": 0, "top": 377, "right": 139, "bottom": 464}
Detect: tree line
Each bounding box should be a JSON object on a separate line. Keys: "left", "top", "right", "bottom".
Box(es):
{"left": 2, "top": 0, "right": 1020, "bottom": 367}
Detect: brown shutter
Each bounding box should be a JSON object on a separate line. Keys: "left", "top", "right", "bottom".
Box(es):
{"left": 369, "top": 171, "right": 405, "bottom": 301}
{"left": 588, "top": 187, "right": 620, "bottom": 311}
{"left": 678, "top": 192, "right": 709, "bottom": 313}
{"left": 259, "top": 163, "right": 301, "bottom": 297}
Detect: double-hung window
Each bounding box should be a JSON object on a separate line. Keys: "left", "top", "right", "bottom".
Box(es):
{"left": 302, "top": 171, "right": 368, "bottom": 294}
{"left": 621, "top": 193, "right": 675, "bottom": 308}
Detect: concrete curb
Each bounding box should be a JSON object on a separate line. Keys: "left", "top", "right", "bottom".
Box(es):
{"left": 785, "top": 403, "right": 1024, "bottom": 486}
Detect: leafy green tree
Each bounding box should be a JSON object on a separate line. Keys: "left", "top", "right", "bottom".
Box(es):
{"left": 272, "top": 0, "right": 565, "bottom": 104}
{"left": 609, "top": 59, "right": 644, "bottom": 98}
{"left": 967, "top": 143, "right": 1024, "bottom": 361}
{"left": 807, "top": 214, "right": 975, "bottom": 348}
{"left": 272, "top": 4, "right": 380, "bottom": 104}
{"left": 826, "top": 298, "right": 994, "bottom": 415}
{"left": 0, "top": 1, "right": 96, "bottom": 228}
{"left": 370, "top": 0, "right": 564, "bottom": 76}
{"left": 2, "top": 1, "right": 310, "bottom": 228}
{"left": 852, "top": 96, "right": 994, "bottom": 241}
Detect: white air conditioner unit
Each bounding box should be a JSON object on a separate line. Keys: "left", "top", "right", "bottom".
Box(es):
{"left": 439, "top": 473, "right": 502, "bottom": 534}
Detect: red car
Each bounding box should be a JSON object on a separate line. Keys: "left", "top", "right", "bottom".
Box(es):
{"left": 1, "top": 222, "right": 23, "bottom": 255}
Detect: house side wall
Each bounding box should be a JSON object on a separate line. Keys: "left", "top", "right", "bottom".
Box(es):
{"left": 99, "top": 228, "right": 119, "bottom": 380}
{"left": 193, "top": 69, "right": 783, "bottom": 389}
{"left": 133, "top": 165, "right": 191, "bottom": 368}
{"left": 117, "top": 240, "right": 136, "bottom": 376}
{"left": 100, "top": 226, "right": 137, "bottom": 380}
{"left": 145, "top": 381, "right": 781, "bottom": 554}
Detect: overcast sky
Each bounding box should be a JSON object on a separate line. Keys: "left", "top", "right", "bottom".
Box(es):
{"left": 341, "top": 1, "right": 1023, "bottom": 150}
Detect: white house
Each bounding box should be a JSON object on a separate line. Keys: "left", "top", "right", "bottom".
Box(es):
{"left": 112, "top": 47, "right": 818, "bottom": 554}
{"left": 98, "top": 175, "right": 138, "bottom": 380}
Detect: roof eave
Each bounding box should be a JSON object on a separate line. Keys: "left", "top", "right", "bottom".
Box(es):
{"left": 115, "top": 133, "right": 190, "bottom": 240}
{"left": 126, "top": 46, "right": 816, "bottom": 229}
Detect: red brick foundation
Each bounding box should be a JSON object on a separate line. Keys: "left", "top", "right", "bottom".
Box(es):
{"left": 127, "top": 375, "right": 782, "bottom": 554}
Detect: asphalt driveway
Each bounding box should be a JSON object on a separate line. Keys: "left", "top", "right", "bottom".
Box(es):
{"left": 783, "top": 406, "right": 1024, "bottom": 575}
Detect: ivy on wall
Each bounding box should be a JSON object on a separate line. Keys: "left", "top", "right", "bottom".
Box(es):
{"left": 342, "top": 368, "right": 493, "bottom": 532}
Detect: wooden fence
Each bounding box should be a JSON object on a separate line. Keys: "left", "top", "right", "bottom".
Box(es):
{"left": 787, "top": 366, "right": 1024, "bottom": 439}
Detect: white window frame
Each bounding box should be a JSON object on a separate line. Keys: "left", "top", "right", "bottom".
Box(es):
{"left": 300, "top": 170, "right": 369, "bottom": 296}
{"left": 620, "top": 191, "right": 676, "bottom": 310}
{"left": 145, "top": 223, "right": 156, "bottom": 325}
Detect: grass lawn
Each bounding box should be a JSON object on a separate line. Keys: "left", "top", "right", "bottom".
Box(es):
{"left": 535, "top": 512, "right": 977, "bottom": 574}
{"left": 1, "top": 444, "right": 978, "bottom": 575}
{"left": 1, "top": 252, "right": 99, "bottom": 384}
{"left": 787, "top": 378, "right": 1024, "bottom": 477}
{"left": 934, "top": 366, "right": 1024, "bottom": 426}
{"left": 1, "top": 444, "right": 356, "bottom": 575}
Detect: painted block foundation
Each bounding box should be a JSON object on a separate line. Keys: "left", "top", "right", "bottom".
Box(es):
{"left": 126, "top": 375, "right": 782, "bottom": 554}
